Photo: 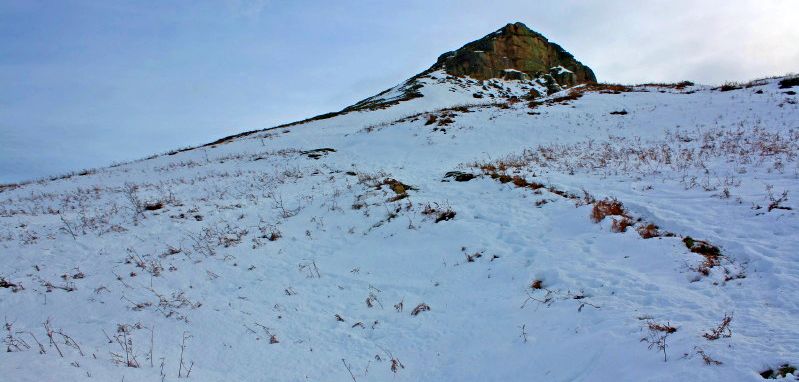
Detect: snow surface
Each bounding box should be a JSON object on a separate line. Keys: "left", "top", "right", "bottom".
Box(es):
{"left": 1, "top": 74, "right": 798, "bottom": 381}
{"left": 550, "top": 65, "right": 573, "bottom": 74}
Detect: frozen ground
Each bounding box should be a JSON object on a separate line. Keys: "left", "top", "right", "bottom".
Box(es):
{"left": 1, "top": 71, "right": 798, "bottom": 381}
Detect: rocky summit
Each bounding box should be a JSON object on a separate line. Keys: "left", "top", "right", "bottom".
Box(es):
{"left": 431, "top": 22, "right": 596, "bottom": 88}
{"left": 344, "top": 22, "right": 597, "bottom": 113}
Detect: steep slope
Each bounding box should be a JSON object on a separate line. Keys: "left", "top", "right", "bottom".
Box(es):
{"left": 2, "top": 26, "right": 799, "bottom": 381}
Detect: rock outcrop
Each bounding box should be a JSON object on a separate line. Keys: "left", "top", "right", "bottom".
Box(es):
{"left": 341, "top": 22, "right": 598, "bottom": 114}
{"left": 431, "top": 22, "right": 596, "bottom": 86}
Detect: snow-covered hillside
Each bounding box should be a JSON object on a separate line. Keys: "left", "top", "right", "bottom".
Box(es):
{"left": 1, "top": 71, "right": 798, "bottom": 381}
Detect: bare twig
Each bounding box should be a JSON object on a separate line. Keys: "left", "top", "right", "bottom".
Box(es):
{"left": 342, "top": 358, "right": 357, "bottom": 382}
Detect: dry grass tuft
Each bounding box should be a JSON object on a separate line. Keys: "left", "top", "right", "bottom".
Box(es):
{"left": 421, "top": 203, "right": 456, "bottom": 223}
{"left": 410, "top": 303, "right": 430, "bottom": 316}
{"left": 683, "top": 236, "right": 722, "bottom": 274}
{"left": 591, "top": 199, "right": 626, "bottom": 223}
{"left": 637, "top": 224, "right": 660, "bottom": 239}
{"left": 611, "top": 217, "right": 634, "bottom": 233}
{"left": 702, "top": 313, "right": 732, "bottom": 341}
{"left": 648, "top": 322, "right": 677, "bottom": 333}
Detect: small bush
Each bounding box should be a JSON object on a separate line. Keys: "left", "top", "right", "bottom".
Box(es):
{"left": 683, "top": 236, "right": 721, "bottom": 260}
{"left": 381, "top": 178, "right": 413, "bottom": 195}
{"left": 591, "top": 199, "right": 626, "bottom": 223}
{"left": 637, "top": 224, "right": 660, "bottom": 239}
{"left": 719, "top": 82, "right": 741, "bottom": 92}
{"left": 422, "top": 203, "right": 456, "bottom": 223}
{"left": 611, "top": 217, "right": 633, "bottom": 233}
{"left": 435, "top": 210, "right": 456, "bottom": 223}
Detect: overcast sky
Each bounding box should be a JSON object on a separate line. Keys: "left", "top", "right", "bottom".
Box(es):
{"left": 2, "top": 0, "right": 798, "bottom": 183}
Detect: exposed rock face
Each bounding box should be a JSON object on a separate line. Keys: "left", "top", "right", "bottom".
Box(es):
{"left": 431, "top": 22, "right": 596, "bottom": 86}
{"left": 340, "top": 22, "right": 598, "bottom": 114}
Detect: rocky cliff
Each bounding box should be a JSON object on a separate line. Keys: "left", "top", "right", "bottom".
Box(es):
{"left": 431, "top": 22, "right": 596, "bottom": 87}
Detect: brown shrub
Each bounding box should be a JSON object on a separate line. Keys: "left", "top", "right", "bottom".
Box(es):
{"left": 512, "top": 176, "right": 528, "bottom": 187}
{"left": 497, "top": 174, "right": 512, "bottom": 183}
{"left": 637, "top": 224, "right": 660, "bottom": 239}
{"left": 719, "top": 82, "right": 742, "bottom": 92}
{"left": 683, "top": 237, "right": 721, "bottom": 264}
{"left": 480, "top": 164, "right": 497, "bottom": 173}
{"left": 381, "top": 178, "right": 413, "bottom": 195}
{"left": 438, "top": 117, "right": 455, "bottom": 126}
{"left": 590, "top": 199, "right": 626, "bottom": 223}
{"left": 611, "top": 217, "right": 633, "bottom": 233}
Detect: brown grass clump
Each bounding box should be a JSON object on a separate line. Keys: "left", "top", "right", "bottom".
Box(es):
{"left": 577, "top": 83, "right": 633, "bottom": 94}
{"left": 611, "top": 217, "right": 634, "bottom": 233}
{"left": 683, "top": 236, "right": 723, "bottom": 275}
{"left": 590, "top": 199, "right": 627, "bottom": 223}
{"left": 421, "top": 203, "right": 456, "bottom": 223}
{"left": 639, "top": 81, "right": 694, "bottom": 90}
{"left": 702, "top": 313, "right": 732, "bottom": 341}
{"left": 438, "top": 117, "right": 455, "bottom": 126}
{"left": 637, "top": 224, "right": 660, "bottom": 239}
{"left": 512, "top": 176, "right": 528, "bottom": 187}
{"left": 496, "top": 174, "right": 513, "bottom": 183}
{"left": 434, "top": 210, "right": 456, "bottom": 223}
{"left": 718, "top": 82, "right": 742, "bottom": 92}
{"left": 380, "top": 178, "right": 415, "bottom": 196}
{"left": 480, "top": 164, "right": 497, "bottom": 173}
{"left": 648, "top": 322, "right": 678, "bottom": 333}
{"left": 549, "top": 91, "right": 583, "bottom": 104}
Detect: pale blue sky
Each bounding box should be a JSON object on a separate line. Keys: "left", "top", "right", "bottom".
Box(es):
{"left": 2, "top": 0, "right": 797, "bottom": 183}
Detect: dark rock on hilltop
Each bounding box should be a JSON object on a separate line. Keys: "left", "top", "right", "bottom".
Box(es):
{"left": 431, "top": 22, "right": 596, "bottom": 86}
